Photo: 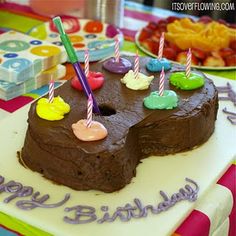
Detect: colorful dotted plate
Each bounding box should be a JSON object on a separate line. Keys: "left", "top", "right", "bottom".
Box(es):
{"left": 28, "top": 16, "right": 123, "bottom": 62}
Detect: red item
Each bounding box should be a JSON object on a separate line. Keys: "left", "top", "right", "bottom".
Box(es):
{"left": 49, "top": 16, "right": 80, "bottom": 34}
{"left": 0, "top": 96, "right": 34, "bottom": 113}
{"left": 84, "top": 21, "right": 103, "bottom": 33}
{"left": 146, "top": 21, "right": 158, "bottom": 31}
{"left": 163, "top": 47, "right": 177, "bottom": 61}
{"left": 229, "top": 40, "right": 236, "bottom": 51}
{"left": 218, "top": 18, "right": 229, "bottom": 26}
{"left": 219, "top": 48, "right": 235, "bottom": 58}
{"left": 198, "top": 16, "right": 213, "bottom": 24}
{"left": 225, "top": 54, "right": 236, "bottom": 66}
{"left": 217, "top": 165, "right": 236, "bottom": 236}
{"left": 139, "top": 28, "right": 152, "bottom": 42}
{"left": 176, "top": 51, "right": 199, "bottom": 65}
{"left": 175, "top": 210, "right": 210, "bottom": 236}
{"left": 141, "top": 39, "right": 159, "bottom": 55}
{"left": 168, "top": 42, "right": 181, "bottom": 53}
{"left": 166, "top": 16, "right": 180, "bottom": 24}
{"left": 71, "top": 71, "right": 105, "bottom": 91}
{"left": 192, "top": 48, "right": 207, "bottom": 60}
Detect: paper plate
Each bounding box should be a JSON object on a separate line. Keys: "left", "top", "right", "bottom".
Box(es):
{"left": 28, "top": 16, "right": 123, "bottom": 62}
{"left": 135, "top": 30, "right": 236, "bottom": 71}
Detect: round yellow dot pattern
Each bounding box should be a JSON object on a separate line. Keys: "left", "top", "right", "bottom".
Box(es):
{"left": 30, "top": 45, "right": 61, "bottom": 57}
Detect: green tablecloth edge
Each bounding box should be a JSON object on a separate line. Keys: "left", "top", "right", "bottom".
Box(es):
{"left": 0, "top": 11, "right": 43, "bottom": 33}
{"left": 0, "top": 211, "right": 52, "bottom": 236}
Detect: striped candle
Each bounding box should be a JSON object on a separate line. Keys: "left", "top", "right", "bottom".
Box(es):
{"left": 84, "top": 48, "right": 89, "bottom": 77}
{"left": 86, "top": 94, "right": 93, "bottom": 128}
{"left": 159, "top": 67, "right": 165, "bottom": 96}
{"left": 48, "top": 78, "right": 54, "bottom": 103}
{"left": 186, "top": 48, "right": 192, "bottom": 78}
{"left": 134, "top": 51, "right": 139, "bottom": 80}
{"left": 115, "top": 35, "right": 120, "bottom": 63}
{"left": 158, "top": 32, "right": 165, "bottom": 60}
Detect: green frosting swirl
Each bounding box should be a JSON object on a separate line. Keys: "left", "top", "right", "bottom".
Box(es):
{"left": 170, "top": 72, "right": 205, "bottom": 90}
{"left": 143, "top": 90, "right": 178, "bottom": 110}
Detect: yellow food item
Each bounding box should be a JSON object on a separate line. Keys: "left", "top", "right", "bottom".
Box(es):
{"left": 36, "top": 96, "right": 70, "bottom": 121}
{"left": 165, "top": 18, "right": 236, "bottom": 52}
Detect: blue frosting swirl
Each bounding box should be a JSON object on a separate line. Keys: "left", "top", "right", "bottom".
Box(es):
{"left": 146, "top": 58, "right": 171, "bottom": 72}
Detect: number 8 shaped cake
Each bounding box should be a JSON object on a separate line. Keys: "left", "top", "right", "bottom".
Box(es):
{"left": 21, "top": 56, "right": 218, "bottom": 193}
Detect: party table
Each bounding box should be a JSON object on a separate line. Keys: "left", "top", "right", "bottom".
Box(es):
{"left": 0, "top": 1, "right": 235, "bottom": 236}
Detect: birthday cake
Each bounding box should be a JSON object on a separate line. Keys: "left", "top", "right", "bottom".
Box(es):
{"left": 21, "top": 56, "right": 218, "bottom": 193}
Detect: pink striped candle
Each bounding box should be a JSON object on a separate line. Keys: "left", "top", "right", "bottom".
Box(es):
{"left": 159, "top": 67, "right": 165, "bottom": 96}
{"left": 158, "top": 32, "right": 165, "bottom": 60}
{"left": 48, "top": 78, "right": 54, "bottom": 103}
{"left": 134, "top": 51, "right": 139, "bottom": 80}
{"left": 84, "top": 48, "right": 89, "bottom": 77}
{"left": 114, "top": 35, "right": 120, "bottom": 63}
{"left": 186, "top": 48, "right": 192, "bottom": 78}
{"left": 86, "top": 94, "right": 93, "bottom": 128}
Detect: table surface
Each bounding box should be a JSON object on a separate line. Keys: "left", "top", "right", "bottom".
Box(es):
{"left": 0, "top": 1, "right": 235, "bottom": 236}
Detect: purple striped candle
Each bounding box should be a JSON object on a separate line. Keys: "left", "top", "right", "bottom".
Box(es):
{"left": 186, "top": 48, "right": 192, "bottom": 78}
{"left": 86, "top": 94, "right": 93, "bottom": 128}
{"left": 115, "top": 35, "right": 120, "bottom": 63}
{"left": 134, "top": 51, "right": 139, "bottom": 80}
{"left": 158, "top": 32, "right": 165, "bottom": 60}
{"left": 84, "top": 49, "right": 89, "bottom": 78}
{"left": 48, "top": 78, "right": 54, "bottom": 103}
{"left": 159, "top": 67, "right": 165, "bottom": 96}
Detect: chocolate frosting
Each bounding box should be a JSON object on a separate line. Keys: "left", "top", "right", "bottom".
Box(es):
{"left": 21, "top": 56, "right": 218, "bottom": 192}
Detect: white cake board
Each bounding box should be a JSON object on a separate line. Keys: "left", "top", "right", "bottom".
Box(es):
{"left": 0, "top": 75, "right": 235, "bottom": 236}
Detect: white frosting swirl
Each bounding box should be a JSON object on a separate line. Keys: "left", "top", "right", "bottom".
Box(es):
{"left": 120, "top": 70, "right": 154, "bottom": 90}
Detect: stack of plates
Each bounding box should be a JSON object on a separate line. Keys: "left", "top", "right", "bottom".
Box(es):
{"left": 0, "top": 31, "right": 67, "bottom": 100}
{"left": 0, "top": 65, "right": 65, "bottom": 101}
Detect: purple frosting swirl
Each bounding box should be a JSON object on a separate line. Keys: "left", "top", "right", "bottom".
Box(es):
{"left": 103, "top": 57, "right": 132, "bottom": 74}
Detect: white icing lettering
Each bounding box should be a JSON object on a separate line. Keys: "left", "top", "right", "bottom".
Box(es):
{"left": 64, "top": 205, "right": 97, "bottom": 224}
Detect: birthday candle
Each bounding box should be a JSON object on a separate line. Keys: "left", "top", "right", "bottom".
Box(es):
{"left": 86, "top": 94, "right": 93, "bottom": 128}
{"left": 159, "top": 67, "right": 165, "bottom": 96}
{"left": 158, "top": 32, "right": 165, "bottom": 60}
{"left": 186, "top": 48, "right": 192, "bottom": 78}
{"left": 134, "top": 51, "right": 139, "bottom": 80}
{"left": 48, "top": 78, "right": 54, "bottom": 103}
{"left": 84, "top": 49, "right": 89, "bottom": 78}
{"left": 115, "top": 35, "right": 120, "bottom": 63}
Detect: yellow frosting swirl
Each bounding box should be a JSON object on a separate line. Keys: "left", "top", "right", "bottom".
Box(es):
{"left": 121, "top": 70, "right": 154, "bottom": 90}
{"left": 36, "top": 96, "right": 70, "bottom": 121}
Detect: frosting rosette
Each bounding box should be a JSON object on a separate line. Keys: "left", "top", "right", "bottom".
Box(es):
{"left": 72, "top": 119, "right": 108, "bottom": 141}
{"left": 146, "top": 58, "right": 171, "bottom": 72}
{"left": 36, "top": 96, "right": 70, "bottom": 121}
{"left": 143, "top": 90, "right": 178, "bottom": 110}
{"left": 121, "top": 70, "right": 154, "bottom": 90}
{"left": 71, "top": 71, "right": 104, "bottom": 91}
{"left": 103, "top": 57, "right": 132, "bottom": 74}
{"left": 170, "top": 72, "right": 205, "bottom": 90}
